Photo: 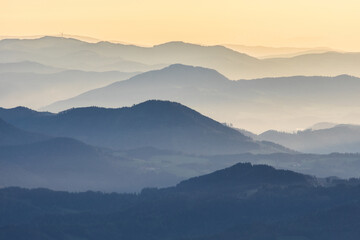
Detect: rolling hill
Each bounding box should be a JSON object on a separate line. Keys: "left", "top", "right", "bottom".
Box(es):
{"left": 44, "top": 64, "right": 360, "bottom": 133}
{"left": 0, "top": 163, "right": 359, "bottom": 240}
{"left": 0, "top": 61, "right": 63, "bottom": 74}
{"left": 257, "top": 124, "right": 360, "bottom": 153}
{"left": 0, "top": 118, "right": 48, "bottom": 146}
{"left": 177, "top": 162, "right": 313, "bottom": 192}
{"left": 0, "top": 70, "right": 138, "bottom": 109}
{"left": 0, "top": 136, "right": 182, "bottom": 192}
{"left": 0, "top": 100, "right": 290, "bottom": 155}
{"left": 224, "top": 44, "right": 334, "bottom": 58}
{"left": 2, "top": 36, "right": 360, "bottom": 79}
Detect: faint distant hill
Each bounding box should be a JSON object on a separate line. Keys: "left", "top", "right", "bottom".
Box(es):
{"left": 0, "top": 34, "right": 111, "bottom": 43}
{"left": 261, "top": 51, "right": 360, "bottom": 77}
{"left": 177, "top": 162, "right": 313, "bottom": 192}
{"left": 3, "top": 163, "right": 360, "bottom": 240}
{"left": 1, "top": 36, "right": 359, "bottom": 79}
{"left": 207, "top": 152, "right": 360, "bottom": 179}
{"left": 224, "top": 44, "right": 334, "bottom": 58}
{"left": 43, "top": 64, "right": 360, "bottom": 133}
{"left": 0, "top": 61, "right": 63, "bottom": 74}
{"left": 0, "top": 70, "right": 138, "bottom": 109}
{"left": 0, "top": 37, "right": 258, "bottom": 79}
{"left": 0, "top": 118, "right": 48, "bottom": 146}
{"left": 0, "top": 137, "right": 180, "bottom": 192}
{"left": 0, "top": 106, "right": 53, "bottom": 123}
{"left": 258, "top": 124, "right": 360, "bottom": 153}
{"left": 0, "top": 100, "right": 290, "bottom": 155}
{"left": 234, "top": 128, "right": 258, "bottom": 139}
{"left": 0, "top": 37, "right": 164, "bottom": 73}
{"left": 307, "top": 122, "right": 338, "bottom": 131}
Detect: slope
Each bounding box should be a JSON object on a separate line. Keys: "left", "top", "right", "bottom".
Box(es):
{"left": 0, "top": 118, "right": 48, "bottom": 146}
{"left": 44, "top": 64, "right": 360, "bottom": 133}
{"left": 0, "top": 70, "right": 139, "bottom": 109}
{"left": 259, "top": 124, "right": 360, "bottom": 153}
{"left": 0, "top": 100, "right": 290, "bottom": 155}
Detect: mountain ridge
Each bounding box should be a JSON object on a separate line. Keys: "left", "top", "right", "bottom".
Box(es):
{"left": 0, "top": 100, "right": 291, "bottom": 155}
{"left": 257, "top": 124, "right": 360, "bottom": 153}
{"left": 42, "top": 64, "right": 360, "bottom": 133}
{"left": 1, "top": 162, "right": 360, "bottom": 239}
{"left": 0, "top": 69, "right": 138, "bottom": 109}
{"left": 0, "top": 118, "right": 49, "bottom": 146}
{"left": 176, "top": 162, "right": 314, "bottom": 192}
{"left": 3, "top": 36, "right": 360, "bottom": 79}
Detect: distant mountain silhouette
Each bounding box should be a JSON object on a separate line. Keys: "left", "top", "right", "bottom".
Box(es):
{"left": 0, "top": 106, "right": 53, "bottom": 123}
{"left": 43, "top": 64, "right": 360, "bottom": 132}
{"left": 0, "top": 118, "right": 48, "bottom": 146}
{"left": 224, "top": 44, "right": 334, "bottom": 58}
{"left": 307, "top": 122, "right": 338, "bottom": 131}
{"left": 177, "top": 162, "right": 313, "bottom": 192}
{"left": 0, "top": 70, "right": 138, "bottom": 108}
{"left": 207, "top": 152, "right": 360, "bottom": 179}
{"left": 4, "top": 110, "right": 360, "bottom": 192}
{"left": 1, "top": 164, "right": 360, "bottom": 240}
{"left": 0, "top": 61, "right": 63, "bottom": 73}
{"left": 261, "top": 51, "right": 360, "bottom": 77}
{"left": 44, "top": 64, "right": 232, "bottom": 112}
{"left": 2, "top": 36, "right": 360, "bottom": 79}
{"left": 0, "top": 100, "right": 290, "bottom": 155}
{"left": 0, "top": 37, "right": 258, "bottom": 79}
{"left": 0, "top": 137, "right": 182, "bottom": 192}
{"left": 257, "top": 124, "right": 360, "bottom": 153}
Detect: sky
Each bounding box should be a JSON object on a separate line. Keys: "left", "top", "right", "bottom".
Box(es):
{"left": 1, "top": 0, "right": 360, "bottom": 51}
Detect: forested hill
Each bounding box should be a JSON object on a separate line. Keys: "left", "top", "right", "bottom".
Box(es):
{"left": 1, "top": 163, "right": 360, "bottom": 240}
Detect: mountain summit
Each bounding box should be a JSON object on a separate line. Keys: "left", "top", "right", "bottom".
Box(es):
{"left": 43, "top": 64, "right": 233, "bottom": 112}
{"left": 177, "top": 162, "right": 313, "bottom": 191}
{"left": 0, "top": 100, "right": 290, "bottom": 155}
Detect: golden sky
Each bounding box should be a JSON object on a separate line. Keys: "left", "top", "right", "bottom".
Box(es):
{"left": 1, "top": 0, "right": 360, "bottom": 50}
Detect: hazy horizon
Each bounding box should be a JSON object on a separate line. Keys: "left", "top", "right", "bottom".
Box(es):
{"left": 3, "top": 0, "right": 360, "bottom": 51}
{"left": 3, "top": 2, "right": 360, "bottom": 238}
{"left": 0, "top": 34, "right": 339, "bottom": 50}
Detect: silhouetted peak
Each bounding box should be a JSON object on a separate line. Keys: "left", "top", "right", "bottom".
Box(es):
{"left": 177, "top": 162, "right": 312, "bottom": 190}
{"left": 133, "top": 99, "right": 183, "bottom": 108}
{"left": 149, "top": 64, "right": 230, "bottom": 82}
{"left": 38, "top": 36, "right": 85, "bottom": 43}
{"left": 164, "top": 63, "right": 214, "bottom": 72}
{"left": 0, "top": 107, "right": 54, "bottom": 124}
{"left": 130, "top": 100, "right": 199, "bottom": 115}
{"left": 153, "top": 41, "right": 258, "bottom": 60}
{"left": 259, "top": 129, "right": 284, "bottom": 136}
{"left": 0, "top": 106, "right": 37, "bottom": 115}
{"left": 0, "top": 106, "right": 51, "bottom": 116}
{"left": 58, "top": 106, "right": 110, "bottom": 117}
{"left": 57, "top": 100, "right": 202, "bottom": 120}
{"left": 307, "top": 122, "right": 338, "bottom": 131}
{"left": 335, "top": 74, "right": 356, "bottom": 79}
{"left": 154, "top": 41, "right": 198, "bottom": 48}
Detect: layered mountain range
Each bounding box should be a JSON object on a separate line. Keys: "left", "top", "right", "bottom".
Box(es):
{"left": 1, "top": 100, "right": 360, "bottom": 192}
{"left": 1, "top": 37, "right": 360, "bottom": 133}
{"left": 0, "top": 100, "right": 292, "bottom": 192}
{"left": 1, "top": 35, "right": 360, "bottom": 239}
{"left": 238, "top": 123, "right": 360, "bottom": 153}
{"left": 0, "top": 100, "right": 288, "bottom": 155}
{"left": 1, "top": 163, "right": 359, "bottom": 240}
{"left": 1, "top": 36, "right": 359, "bottom": 79}
{"left": 0, "top": 70, "right": 138, "bottom": 108}
{"left": 43, "top": 64, "right": 360, "bottom": 133}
